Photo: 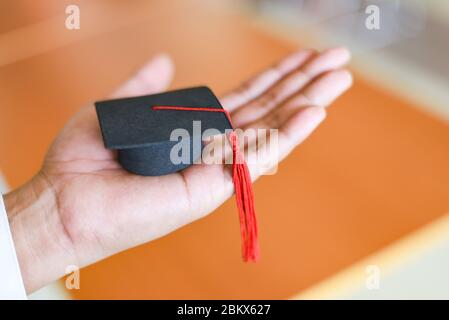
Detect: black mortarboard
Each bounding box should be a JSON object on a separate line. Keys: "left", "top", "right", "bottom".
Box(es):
{"left": 95, "top": 86, "right": 232, "bottom": 176}
{"left": 95, "top": 86, "right": 259, "bottom": 262}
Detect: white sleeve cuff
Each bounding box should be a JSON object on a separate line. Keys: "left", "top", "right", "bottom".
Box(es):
{"left": 0, "top": 194, "right": 27, "bottom": 299}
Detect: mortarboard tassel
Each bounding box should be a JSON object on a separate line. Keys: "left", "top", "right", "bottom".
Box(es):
{"left": 152, "top": 105, "right": 259, "bottom": 262}
{"left": 229, "top": 130, "right": 259, "bottom": 262}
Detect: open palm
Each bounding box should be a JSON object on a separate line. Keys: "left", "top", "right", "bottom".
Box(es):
{"left": 24, "top": 48, "right": 351, "bottom": 292}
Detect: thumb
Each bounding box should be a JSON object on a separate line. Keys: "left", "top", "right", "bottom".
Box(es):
{"left": 111, "top": 54, "right": 174, "bottom": 98}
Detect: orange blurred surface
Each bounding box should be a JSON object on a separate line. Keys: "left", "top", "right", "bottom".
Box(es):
{"left": 1, "top": 0, "right": 449, "bottom": 299}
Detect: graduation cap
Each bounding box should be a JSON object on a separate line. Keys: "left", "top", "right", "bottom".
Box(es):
{"left": 95, "top": 86, "right": 259, "bottom": 262}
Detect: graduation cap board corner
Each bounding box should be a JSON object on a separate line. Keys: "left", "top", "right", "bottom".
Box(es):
{"left": 95, "top": 86, "right": 259, "bottom": 262}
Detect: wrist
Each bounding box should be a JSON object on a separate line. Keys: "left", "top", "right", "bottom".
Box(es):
{"left": 4, "top": 172, "right": 77, "bottom": 293}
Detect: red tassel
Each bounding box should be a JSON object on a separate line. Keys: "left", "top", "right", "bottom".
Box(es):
{"left": 152, "top": 105, "right": 259, "bottom": 262}
{"left": 229, "top": 131, "right": 259, "bottom": 262}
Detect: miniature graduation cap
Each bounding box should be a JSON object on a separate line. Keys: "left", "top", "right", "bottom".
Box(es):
{"left": 95, "top": 86, "right": 259, "bottom": 262}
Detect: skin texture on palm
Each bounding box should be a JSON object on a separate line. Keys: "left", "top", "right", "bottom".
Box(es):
{"left": 5, "top": 48, "right": 352, "bottom": 293}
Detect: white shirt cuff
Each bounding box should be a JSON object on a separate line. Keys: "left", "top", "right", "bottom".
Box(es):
{"left": 0, "top": 194, "right": 27, "bottom": 299}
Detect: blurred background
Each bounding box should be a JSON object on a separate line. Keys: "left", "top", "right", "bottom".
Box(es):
{"left": 1, "top": 0, "right": 449, "bottom": 299}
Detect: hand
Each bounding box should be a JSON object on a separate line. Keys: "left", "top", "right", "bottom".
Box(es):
{"left": 5, "top": 48, "right": 352, "bottom": 293}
